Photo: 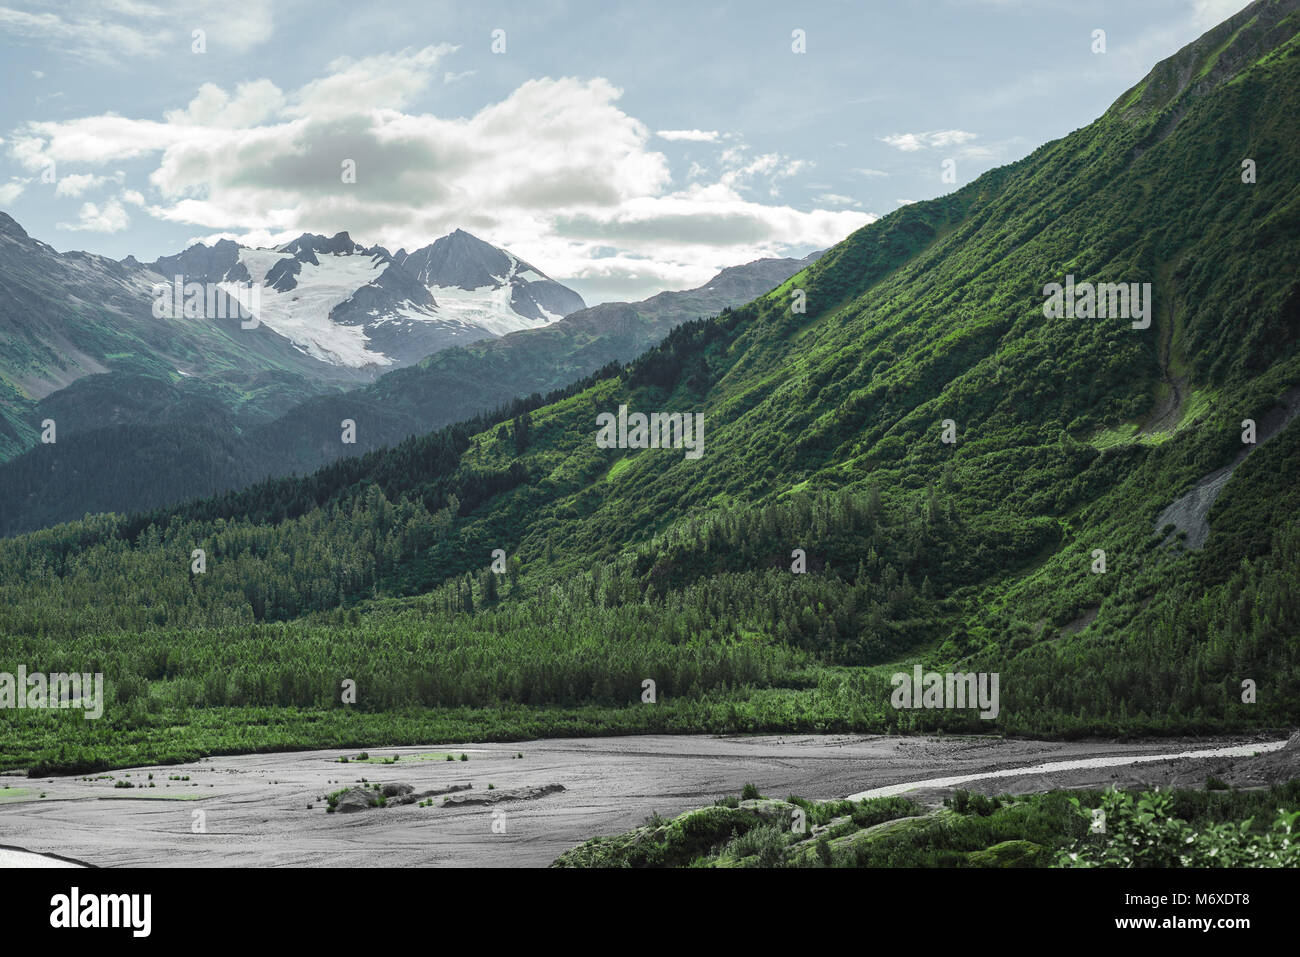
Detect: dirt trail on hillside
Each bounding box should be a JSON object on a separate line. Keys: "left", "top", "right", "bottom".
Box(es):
{"left": 1139, "top": 263, "right": 1187, "bottom": 437}
{"left": 1, "top": 733, "right": 1293, "bottom": 868}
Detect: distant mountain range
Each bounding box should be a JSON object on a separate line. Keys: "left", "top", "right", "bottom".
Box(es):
{"left": 148, "top": 227, "right": 586, "bottom": 368}
{"left": 0, "top": 224, "right": 820, "bottom": 534}
{"left": 0, "top": 211, "right": 359, "bottom": 461}
{"left": 0, "top": 219, "right": 589, "bottom": 464}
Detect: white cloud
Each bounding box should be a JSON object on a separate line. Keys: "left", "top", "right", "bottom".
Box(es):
{"left": 954, "top": 144, "right": 998, "bottom": 161}
{"left": 53, "top": 170, "right": 124, "bottom": 197}
{"left": 880, "top": 129, "right": 977, "bottom": 152}
{"left": 58, "top": 196, "right": 130, "bottom": 232}
{"left": 444, "top": 70, "right": 476, "bottom": 85}
{"left": 851, "top": 168, "right": 889, "bottom": 177}
{"left": 7, "top": 50, "right": 868, "bottom": 300}
{"left": 716, "top": 149, "right": 808, "bottom": 192}
{"left": 0, "top": 180, "right": 27, "bottom": 204}
{"left": 10, "top": 115, "right": 187, "bottom": 169}
{"left": 0, "top": 1, "right": 274, "bottom": 64}
{"left": 285, "top": 45, "right": 457, "bottom": 120}
{"left": 656, "top": 129, "right": 721, "bottom": 142}
{"left": 814, "top": 193, "right": 863, "bottom": 208}
{"left": 164, "top": 80, "right": 284, "bottom": 128}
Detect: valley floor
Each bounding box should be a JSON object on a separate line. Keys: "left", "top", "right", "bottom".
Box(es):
{"left": 0, "top": 732, "right": 1293, "bottom": 868}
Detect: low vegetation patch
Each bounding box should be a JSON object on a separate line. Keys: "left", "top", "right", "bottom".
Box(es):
{"left": 553, "top": 782, "right": 1300, "bottom": 867}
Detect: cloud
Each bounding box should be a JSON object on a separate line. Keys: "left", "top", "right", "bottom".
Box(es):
{"left": 656, "top": 129, "right": 721, "bottom": 142}
{"left": 880, "top": 129, "right": 977, "bottom": 152}
{"left": 58, "top": 196, "right": 130, "bottom": 232}
{"left": 0, "top": 180, "right": 27, "bottom": 204}
{"left": 0, "top": 1, "right": 274, "bottom": 64}
{"left": 10, "top": 115, "right": 187, "bottom": 169}
{"left": 164, "top": 80, "right": 285, "bottom": 128}
{"left": 851, "top": 168, "right": 889, "bottom": 177}
{"left": 716, "top": 148, "right": 807, "bottom": 190}
{"left": 7, "top": 48, "right": 868, "bottom": 300}
{"left": 444, "top": 70, "right": 476, "bottom": 85}
{"left": 814, "top": 193, "right": 863, "bottom": 208}
{"left": 285, "top": 45, "right": 457, "bottom": 120}
{"left": 53, "top": 170, "right": 124, "bottom": 197}
{"left": 953, "top": 144, "right": 998, "bottom": 161}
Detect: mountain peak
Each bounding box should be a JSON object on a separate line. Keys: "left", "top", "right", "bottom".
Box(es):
{"left": 277, "top": 231, "right": 365, "bottom": 258}
{"left": 1110, "top": 0, "right": 1299, "bottom": 120}
{"left": 397, "top": 229, "right": 518, "bottom": 290}
{"left": 441, "top": 227, "right": 497, "bottom": 255}
{"left": 0, "top": 211, "right": 30, "bottom": 241}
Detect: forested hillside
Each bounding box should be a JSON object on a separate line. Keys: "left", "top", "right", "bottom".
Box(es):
{"left": 2, "top": 0, "right": 1298, "bottom": 774}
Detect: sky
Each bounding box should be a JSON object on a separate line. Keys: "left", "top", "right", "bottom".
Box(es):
{"left": 0, "top": 0, "right": 1255, "bottom": 305}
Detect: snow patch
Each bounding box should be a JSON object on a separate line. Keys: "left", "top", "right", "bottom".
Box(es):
{"left": 219, "top": 248, "right": 392, "bottom": 368}
{"left": 427, "top": 281, "right": 550, "bottom": 337}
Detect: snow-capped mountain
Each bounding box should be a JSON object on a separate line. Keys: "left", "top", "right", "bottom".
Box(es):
{"left": 392, "top": 229, "right": 584, "bottom": 336}
{"left": 146, "top": 229, "right": 586, "bottom": 369}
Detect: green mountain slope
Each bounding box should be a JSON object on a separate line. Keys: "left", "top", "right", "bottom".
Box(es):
{"left": 1, "top": 0, "right": 1297, "bottom": 772}
{"left": 0, "top": 252, "right": 818, "bottom": 535}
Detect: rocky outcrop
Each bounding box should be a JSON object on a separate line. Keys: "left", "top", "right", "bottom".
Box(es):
{"left": 387, "top": 783, "right": 473, "bottom": 806}
{"left": 334, "top": 787, "right": 380, "bottom": 813}
{"left": 332, "top": 781, "right": 474, "bottom": 813}
{"left": 441, "top": 784, "right": 565, "bottom": 806}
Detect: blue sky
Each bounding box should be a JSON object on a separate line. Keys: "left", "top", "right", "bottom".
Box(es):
{"left": 0, "top": 0, "right": 1253, "bottom": 304}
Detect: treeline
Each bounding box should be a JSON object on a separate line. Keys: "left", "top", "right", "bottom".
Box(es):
{"left": 0, "top": 484, "right": 1049, "bottom": 666}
